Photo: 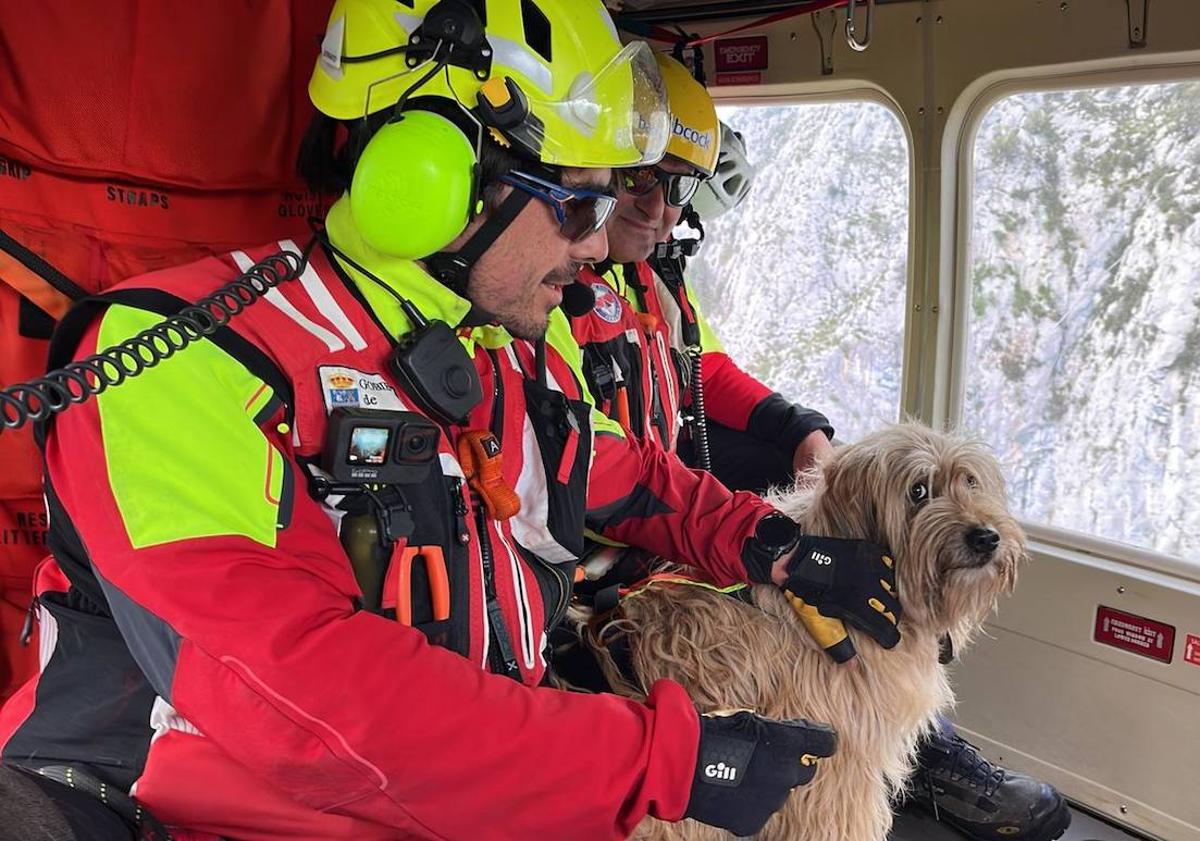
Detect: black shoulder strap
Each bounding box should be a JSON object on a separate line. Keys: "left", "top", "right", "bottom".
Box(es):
{"left": 0, "top": 226, "right": 89, "bottom": 301}
{"left": 648, "top": 253, "right": 701, "bottom": 348}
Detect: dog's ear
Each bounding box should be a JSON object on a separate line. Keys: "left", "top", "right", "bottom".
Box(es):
{"left": 812, "top": 447, "right": 883, "bottom": 543}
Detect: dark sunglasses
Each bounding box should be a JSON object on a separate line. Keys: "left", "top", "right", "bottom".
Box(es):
{"left": 498, "top": 170, "right": 618, "bottom": 243}
{"left": 620, "top": 166, "right": 702, "bottom": 208}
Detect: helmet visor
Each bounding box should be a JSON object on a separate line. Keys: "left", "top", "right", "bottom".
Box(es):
{"left": 508, "top": 41, "right": 670, "bottom": 169}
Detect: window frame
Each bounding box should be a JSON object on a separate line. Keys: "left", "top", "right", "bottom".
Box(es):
{"left": 943, "top": 56, "right": 1200, "bottom": 580}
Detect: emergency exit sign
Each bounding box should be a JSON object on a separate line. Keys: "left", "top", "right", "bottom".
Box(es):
{"left": 714, "top": 36, "right": 769, "bottom": 72}
{"left": 1094, "top": 605, "right": 1174, "bottom": 663}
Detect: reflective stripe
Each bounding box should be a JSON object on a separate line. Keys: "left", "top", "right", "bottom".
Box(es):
{"left": 489, "top": 35, "right": 553, "bottom": 96}
{"left": 230, "top": 251, "right": 345, "bottom": 352}
{"left": 439, "top": 453, "right": 465, "bottom": 479}
{"left": 280, "top": 239, "right": 367, "bottom": 351}
{"left": 148, "top": 696, "right": 202, "bottom": 746}
{"left": 36, "top": 602, "right": 57, "bottom": 672}
{"left": 506, "top": 341, "right": 566, "bottom": 394}
{"left": 393, "top": 12, "right": 420, "bottom": 37}
{"left": 496, "top": 526, "right": 537, "bottom": 670}
{"left": 502, "top": 344, "right": 521, "bottom": 372}
{"left": 543, "top": 362, "right": 563, "bottom": 394}
{"left": 653, "top": 331, "right": 679, "bottom": 446}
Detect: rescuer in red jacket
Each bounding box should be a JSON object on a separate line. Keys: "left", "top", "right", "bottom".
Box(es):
{"left": 0, "top": 2, "right": 903, "bottom": 839}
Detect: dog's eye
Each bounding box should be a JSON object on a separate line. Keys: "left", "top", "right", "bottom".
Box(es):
{"left": 909, "top": 482, "right": 929, "bottom": 504}
{"left": 965, "top": 474, "right": 979, "bottom": 489}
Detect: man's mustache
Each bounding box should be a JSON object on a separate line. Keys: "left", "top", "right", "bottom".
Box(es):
{"left": 542, "top": 262, "right": 583, "bottom": 286}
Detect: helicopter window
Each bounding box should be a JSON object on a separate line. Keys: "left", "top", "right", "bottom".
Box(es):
{"left": 962, "top": 80, "right": 1200, "bottom": 559}
{"left": 687, "top": 100, "right": 911, "bottom": 443}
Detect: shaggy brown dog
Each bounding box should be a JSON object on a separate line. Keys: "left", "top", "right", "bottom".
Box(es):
{"left": 582, "top": 425, "right": 1024, "bottom": 841}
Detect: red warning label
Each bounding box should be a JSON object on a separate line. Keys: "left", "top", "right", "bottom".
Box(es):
{"left": 1094, "top": 606, "right": 1174, "bottom": 663}
{"left": 1184, "top": 634, "right": 1200, "bottom": 667}
{"left": 714, "top": 72, "right": 762, "bottom": 86}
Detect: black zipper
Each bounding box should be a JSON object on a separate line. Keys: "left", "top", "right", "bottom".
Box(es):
{"left": 474, "top": 494, "right": 522, "bottom": 680}
{"left": 449, "top": 476, "right": 471, "bottom": 547}
{"left": 647, "top": 343, "right": 668, "bottom": 443}
{"left": 451, "top": 476, "right": 513, "bottom": 674}
{"left": 19, "top": 596, "right": 38, "bottom": 646}
{"left": 476, "top": 349, "right": 521, "bottom": 678}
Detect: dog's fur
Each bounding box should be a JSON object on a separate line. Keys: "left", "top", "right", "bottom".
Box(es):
{"left": 580, "top": 425, "right": 1025, "bottom": 841}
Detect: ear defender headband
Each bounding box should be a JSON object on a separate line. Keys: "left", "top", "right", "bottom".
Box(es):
{"left": 348, "top": 0, "right": 538, "bottom": 261}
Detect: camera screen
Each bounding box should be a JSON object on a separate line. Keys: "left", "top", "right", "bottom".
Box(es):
{"left": 347, "top": 426, "right": 391, "bottom": 466}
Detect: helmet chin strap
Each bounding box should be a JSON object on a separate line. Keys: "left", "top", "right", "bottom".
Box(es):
{"left": 423, "top": 188, "right": 533, "bottom": 297}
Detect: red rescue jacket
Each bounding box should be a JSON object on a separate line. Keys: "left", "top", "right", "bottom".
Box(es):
{"left": 0, "top": 210, "right": 780, "bottom": 839}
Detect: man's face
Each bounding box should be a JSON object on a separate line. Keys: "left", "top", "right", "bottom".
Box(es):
{"left": 606, "top": 157, "right": 693, "bottom": 264}
{"left": 461, "top": 167, "right": 612, "bottom": 340}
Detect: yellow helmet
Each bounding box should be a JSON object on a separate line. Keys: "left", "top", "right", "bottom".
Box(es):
{"left": 656, "top": 52, "right": 720, "bottom": 178}
{"left": 309, "top": 0, "right": 670, "bottom": 168}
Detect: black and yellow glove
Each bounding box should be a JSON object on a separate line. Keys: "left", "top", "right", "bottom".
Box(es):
{"left": 782, "top": 536, "right": 901, "bottom": 660}
{"left": 684, "top": 710, "right": 838, "bottom": 836}
{"left": 743, "top": 514, "right": 902, "bottom": 661}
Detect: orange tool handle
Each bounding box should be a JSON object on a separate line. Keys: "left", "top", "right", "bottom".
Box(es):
{"left": 396, "top": 546, "right": 450, "bottom": 626}
{"left": 614, "top": 384, "right": 632, "bottom": 432}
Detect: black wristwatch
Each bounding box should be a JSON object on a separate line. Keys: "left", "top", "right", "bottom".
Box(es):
{"left": 742, "top": 513, "right": 800, "bottom": 583}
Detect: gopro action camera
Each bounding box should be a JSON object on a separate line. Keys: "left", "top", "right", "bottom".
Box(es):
{"left": 322, "top": 408, "right": 441, "bottom": 485}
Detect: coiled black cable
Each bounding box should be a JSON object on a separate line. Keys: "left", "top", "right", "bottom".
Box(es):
{"left": 0, "top": 249, "right": 306, "bottom": 435}
{"left": 687, "top": 345, "right": 712, "bottom": 471}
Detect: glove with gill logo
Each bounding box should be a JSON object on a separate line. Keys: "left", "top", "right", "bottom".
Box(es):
{"left": 684, "top": 710, "right": 838, "bottom": 836}
{"left": 742, "top": 514, "right": 902, "bottom": 662}
{"left": 782, "top": 536, "right": 902, "bottom": 660}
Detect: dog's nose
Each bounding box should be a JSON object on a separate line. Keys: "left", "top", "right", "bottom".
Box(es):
{"left": 966, "top": 526, "right": 1000, "bottom": 555}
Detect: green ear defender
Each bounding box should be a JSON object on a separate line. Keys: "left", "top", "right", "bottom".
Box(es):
{"left": 349, "top": 109, "right": 479, "bottom": 258}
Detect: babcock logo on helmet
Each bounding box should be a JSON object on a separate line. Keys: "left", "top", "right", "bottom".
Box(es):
{"left": 672, "top": 118, "right": 712, "bottom": 150}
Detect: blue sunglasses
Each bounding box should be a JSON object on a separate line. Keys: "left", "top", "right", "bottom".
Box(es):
{"left": 498, "top": 170, "right": 618, "bottom": 242}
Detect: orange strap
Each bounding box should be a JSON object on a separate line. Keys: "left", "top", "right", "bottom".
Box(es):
{"left": 555, "top": 421, "right": 579, "bottom": 486}
{"left": 0, "top": 249, "right": 73, "bottom": 320}
{"left": 457, "top": 430, "right": 521, "bottom": 521}
{"left": 635, "top": 312, "right": 659, "bottom": 335}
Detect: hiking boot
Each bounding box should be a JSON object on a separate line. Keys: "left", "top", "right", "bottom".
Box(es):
{"left": 908, "top": 730, "right": 1071, "bottom": 841}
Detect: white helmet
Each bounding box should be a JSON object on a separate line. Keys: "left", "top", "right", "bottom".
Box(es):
{"left": 690, "top": 121, "right": 754, "bottom": 221}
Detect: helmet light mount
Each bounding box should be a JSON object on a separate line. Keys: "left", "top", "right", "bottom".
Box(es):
{"left": 405, "top": 0, "right": 493, "bottom": 81}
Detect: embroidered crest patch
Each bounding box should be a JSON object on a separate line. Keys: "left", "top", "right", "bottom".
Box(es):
{"left": 591, "top": 282, "right": 623, "bottom": 324}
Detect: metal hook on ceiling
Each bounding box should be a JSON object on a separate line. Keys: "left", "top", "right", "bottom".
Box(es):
{"left": 845, "top": 0, "right": 875, "bottom": 52}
